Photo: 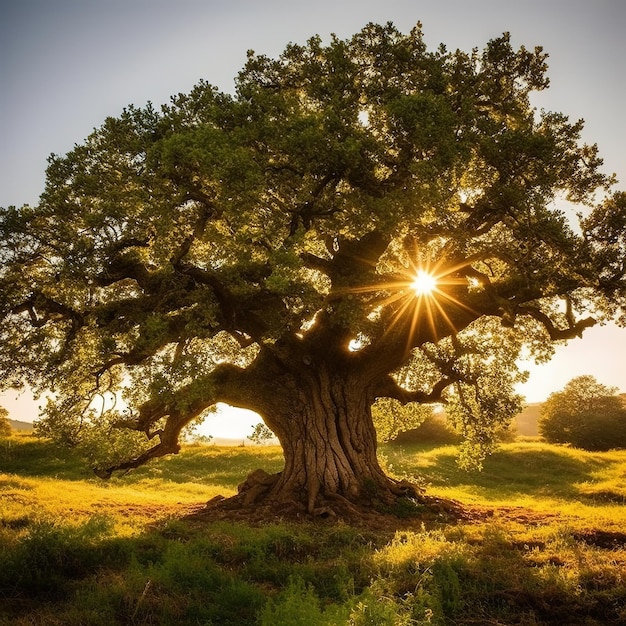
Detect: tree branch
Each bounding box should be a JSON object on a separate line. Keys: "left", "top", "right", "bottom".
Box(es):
{"left": 375, "top": 375, "right": 454, "bottom": 405}
{"left": 97, "top": 362, "right": 251, "bottom": 477}
{"left": 94, "top": 411, "right": 187, "bottom": 479}
{"left": 519, "top": 304, "right": 596, "bottom": 339}
{"left": 300, "top": 251, "right": 332, "bottom": 274}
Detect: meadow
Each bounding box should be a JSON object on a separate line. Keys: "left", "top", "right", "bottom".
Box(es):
{"left": 1, "top": 432, "right": 625, "bottom": 625}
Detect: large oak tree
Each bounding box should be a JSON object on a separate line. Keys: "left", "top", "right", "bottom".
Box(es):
{"left": 1, "top": 23, "right": 624, "bottom": 514}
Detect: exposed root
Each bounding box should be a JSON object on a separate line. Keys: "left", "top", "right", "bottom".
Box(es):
{"left": 237, "top": 468, "right": 279, "bottom": 505}
{"left": 184, "top": 467, "right": 483, "bottom": 528}
{"left": 390, "top": 478, "right": 423, "bottom": 498}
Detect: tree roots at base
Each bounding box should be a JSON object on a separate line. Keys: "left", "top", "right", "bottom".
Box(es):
{"left": 184, "top": 468, "right": 476, "bottom": 527}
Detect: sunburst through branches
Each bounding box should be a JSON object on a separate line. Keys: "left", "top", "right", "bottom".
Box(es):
{"left": 337, "top": 257, "right": 479, "bottom": 352}
{"left": 396, "top": 261, "right": 473, "bottom": 350}
{"left": 411, "top": 270, "right": 437, "bottom": 296}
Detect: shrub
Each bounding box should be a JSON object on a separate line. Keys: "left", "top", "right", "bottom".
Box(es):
{"left": 392, "top": 414, "right": 460, "bottom": 445}
{"left": 259, "top": 576, "right": 347, "bottom": 625}
{"left": 0, "top": 406, "right": 11, "bottom": 437}
{"left": 539, "top": 376, "right": 626, "bottom": 451}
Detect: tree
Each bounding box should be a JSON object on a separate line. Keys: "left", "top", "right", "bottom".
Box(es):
{"left": 248, "top": 422, "right": 276, "bottom": 445}
{"left": 0, "top": 406, "right": 11, "bottom": 438}
{"left": 1, "top": 23, "right": 624, "bottom": 515}
{"left": 539, "top": 376, "right": 626, "bottom": 451}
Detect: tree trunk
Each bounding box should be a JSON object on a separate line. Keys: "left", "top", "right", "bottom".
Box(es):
{"left": 234, "top": 361, "right": 413, "bottom": 516}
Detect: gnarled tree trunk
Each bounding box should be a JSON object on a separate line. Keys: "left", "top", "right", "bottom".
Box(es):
{"left": 231, "top": 357, "right": 414, "bottom": 516}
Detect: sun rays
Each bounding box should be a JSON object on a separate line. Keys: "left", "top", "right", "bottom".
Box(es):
{"left": 411, "top": 270, "right": 438, "bottom": 296}
{"left": 334, "top": 255, "right": 480, "bottom": 352}
{"left": 396, "top": 261, "right": 463, "bottom": 348}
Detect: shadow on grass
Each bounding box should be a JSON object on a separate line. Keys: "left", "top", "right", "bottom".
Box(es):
{"left": 0, "top": 513, "right": 374, "bottom": 626}
{"left": 3, "top": 506, "right": 626, "bottom": 626}
{"left": 384, "top": 442, "right": 615, "bottom": 501}
{"left": 0, "top": 435, "right": 285, "bottom": 490}
{"left": 121, "top": 446, "right": 285, "bottom": 488}
{"left": 0, "top": 436, "right": 89, "bottom": 480}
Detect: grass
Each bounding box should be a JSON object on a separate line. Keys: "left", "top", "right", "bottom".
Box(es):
{"left": 0, "top": 435, "right": 284, "bottom": 534}
{"left": 384, "top": 441, "right": 626, "bottom": 532}
{"left": 1, "top": 432, "right": 626, "bottom": 625}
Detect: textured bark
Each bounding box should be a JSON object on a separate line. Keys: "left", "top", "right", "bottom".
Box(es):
{"left": 233, "top": 358, "right": 412, "bottom": 515}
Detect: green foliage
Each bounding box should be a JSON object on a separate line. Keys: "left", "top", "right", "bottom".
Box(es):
{"left": 0, "top": 406, "right": 11, "bottom": 437}
{"left": 539, "top": 376, "right": 626, "bottom": 451}
{"left": 0, "top": 21, "right": 624, "bottom": 482}
{"left": 259, "top": 576, "right": 346, "bottom": 625}
{"left": 421, "top": 318, "right": 527, "bottom": 469}
{"left": 372, "top": 398, "right": 434, "bottom": 443}
{"left": 248, "top": 422, "right": 276, "bottom": 445}
{"left": 35, "top": 400, "right": 160, "bottom": 471}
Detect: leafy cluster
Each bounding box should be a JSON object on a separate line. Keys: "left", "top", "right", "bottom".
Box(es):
{"left": 0, "top": 22, "right": 624, "bottom": 473}
{"left": 539, "top": 375, "right": 626, "bottom": 451}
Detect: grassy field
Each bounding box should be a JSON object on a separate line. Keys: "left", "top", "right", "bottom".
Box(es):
{"left": 1, "top": 433, "right": 625, "bottom": 625}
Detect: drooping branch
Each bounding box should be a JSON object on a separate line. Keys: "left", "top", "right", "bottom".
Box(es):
{"left": 375, "top": 374, "right": 455, "bottom": 405}
{"left": 98, "top": 362, "right": 251, "bottom": 478}
{"left": 94, "top": 410, "right": 188, "bottom": 479}
{"left": 519, "top": 304, "right": 596, "bottom": 339}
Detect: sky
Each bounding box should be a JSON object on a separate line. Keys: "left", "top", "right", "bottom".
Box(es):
{"left": 1, "top": 0, "right": 625, "bottom": 436}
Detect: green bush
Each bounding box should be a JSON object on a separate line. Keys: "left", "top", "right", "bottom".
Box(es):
{"left": 259, "top": 576, "right": 348, "bottom": 625}
{"left": 539, "top": 376, "right": 626, "bottom": 451}
{"left": 392, "top": 414, "right": 460, "bottom": 445}
{"left": 0, "top": 406, "right": 11, "bottom": 437}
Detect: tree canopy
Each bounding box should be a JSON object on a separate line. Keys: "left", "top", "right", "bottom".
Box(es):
{"left": 539, "top": 376, "right": 626, "bottom": 451}
{"left": 1, "top": 23, "right": 624, "bottom": 512}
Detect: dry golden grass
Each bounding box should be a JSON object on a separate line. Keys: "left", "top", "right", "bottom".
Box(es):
{"left": 2, "top": 433, "right": 626, "bottom": 625}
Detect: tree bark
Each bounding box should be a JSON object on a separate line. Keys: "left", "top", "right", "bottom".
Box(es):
{"left": 232, "top": 356, "right": 412, "bottom": 515}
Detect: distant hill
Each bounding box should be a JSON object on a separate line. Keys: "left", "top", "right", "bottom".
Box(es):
{"left": 8, "top": 419, "right": 34, "bottom": 432}
{"left": 512, "top": 403, "right": 542, "bottom": 437}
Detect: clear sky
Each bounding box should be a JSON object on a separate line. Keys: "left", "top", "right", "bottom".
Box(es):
{"left": 1, "top": 0, "right": 625, "bottom": 434}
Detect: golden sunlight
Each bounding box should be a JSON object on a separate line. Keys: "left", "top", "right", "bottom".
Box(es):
{"left": 411, "top": 270, "right": 437, "bottom": 297}
{"left": 331, "top": 254, "right": 479, "bottom": 349}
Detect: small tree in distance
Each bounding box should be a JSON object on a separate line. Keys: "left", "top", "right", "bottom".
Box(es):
{"left": 0, "top": 406, "right": 12, "bottom": 438}
{"left": 248, "top": 422, "right": 276, "bottom": 445}
{"left": 539, "top": 376, "right": 626, "bottom": 451}
{"left": 1, "top": 23, "right": 625, "bottom": 516}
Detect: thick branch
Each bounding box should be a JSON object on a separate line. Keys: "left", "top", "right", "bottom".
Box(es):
{"left": 375, "top": 375, "right": 454, "bottom": 405}
{"left": 99, "top": 362, "right": 252, "bottom": 477}
{"left": 94, "top": 411, "right": 187, "bottom": 479}
{"left": 519, "top": 305, "right": 596, "bottom": 339}
{"left": 115, "top": 362, "right": 249, "bottom": 435}
{"left": 11, "top": 293, "right": 83, "bottom": 326}
{"left": 288, "top": 173, "right": 340, "bottom": 235}
{"left": 300, "top": 251, "right": 332, "bottom": 274}
{"left": 169, "top": 201, "right": 217, "bottom": 266}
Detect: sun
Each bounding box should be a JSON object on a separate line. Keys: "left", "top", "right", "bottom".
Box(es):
{"left": 411, "top": 270, "right": 437, "bottom": 296}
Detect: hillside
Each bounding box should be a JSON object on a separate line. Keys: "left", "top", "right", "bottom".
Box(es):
{"left": 511, "top": 402, "right": 542, "bottom": 436}
{"left": 8, "top": 419, "right": 33, "bottom": 432}
{"left": 1, "top": 434, "right": 626, "bottom": 625}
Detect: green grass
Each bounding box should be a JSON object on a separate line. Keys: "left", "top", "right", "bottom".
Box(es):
{"left": 2, "top": 432, "right": 626, "bottom": 625}
{"left": 385, "top": 440, "right": 624, "bottom": 501}
{"left": 384, "top": 441, "right": 626, "bottom": 532}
